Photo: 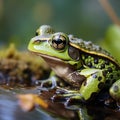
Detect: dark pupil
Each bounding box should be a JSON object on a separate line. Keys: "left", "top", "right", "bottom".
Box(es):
{"left": 52, "top": 39, "right": 65, "bottom": 45}
{"left": 52, "top": 37, "right": 66, "bottom": 50}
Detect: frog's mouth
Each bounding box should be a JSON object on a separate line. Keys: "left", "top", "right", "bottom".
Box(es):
{"left": 30, "top": 51, "right": 75, "bottom": 78}
{"left": 31, "top": 51, "right": 65, "bottom": 65}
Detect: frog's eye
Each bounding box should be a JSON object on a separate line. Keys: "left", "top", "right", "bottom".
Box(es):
{"left": 51, "top": 34, "right": 67, "bottom": 50}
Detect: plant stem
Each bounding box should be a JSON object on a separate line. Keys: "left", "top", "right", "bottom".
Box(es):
{"left": 98, "top": 0, "right": 120, "bottom": 26}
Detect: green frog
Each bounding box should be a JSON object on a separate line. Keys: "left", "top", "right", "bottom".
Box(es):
{"left": 28, "top": 25, "right": 120, "bottom": 106}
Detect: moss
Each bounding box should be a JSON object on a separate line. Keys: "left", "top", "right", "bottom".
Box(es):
{"left": 0, "top": 44, "right": 50, "bottom": 88}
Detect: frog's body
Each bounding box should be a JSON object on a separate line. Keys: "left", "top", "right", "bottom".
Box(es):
{"left": 28, "top": 25, "right": 120, "bottom": 105}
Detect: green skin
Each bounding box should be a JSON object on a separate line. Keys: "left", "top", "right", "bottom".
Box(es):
{"left": 28, "top": 25, "right": 120, "bottom": 105}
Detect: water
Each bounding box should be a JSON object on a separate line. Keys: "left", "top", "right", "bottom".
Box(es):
{"left": 0, "top": 87, "right": 120, "bottom": 120}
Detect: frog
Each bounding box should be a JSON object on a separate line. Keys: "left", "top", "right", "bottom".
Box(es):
{"left": 28, "top": 25, "right": 120, "bottom": 106}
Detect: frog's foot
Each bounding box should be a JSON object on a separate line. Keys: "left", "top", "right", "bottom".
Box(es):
{"left": 52, "top": 93, "right": 83, "bottom": 106}
{"left": 52, "top": 88, "right": 83, "bottom": 106}
{"left": 36, "top": 76, "right": 58, "bottom": 91}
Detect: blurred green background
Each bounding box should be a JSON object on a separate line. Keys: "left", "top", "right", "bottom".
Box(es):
{"left": 0, "top": 0, "right": 120, "bottom": 57}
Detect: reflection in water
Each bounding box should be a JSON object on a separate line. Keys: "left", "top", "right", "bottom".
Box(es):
{"left": 0, "top": 98, "right": 15, "bottom": 120}
{"left": 0, "top": 89, "right": 54, "bottom": 120}
{"left": 0, "top": 87, "right": 120, "bottom": 120}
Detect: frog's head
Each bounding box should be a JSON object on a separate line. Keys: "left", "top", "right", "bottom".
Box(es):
{"left": 28, "top": 25, "right": 81, "bottom": 68}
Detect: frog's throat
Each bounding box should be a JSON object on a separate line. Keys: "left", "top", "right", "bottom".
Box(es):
{"left": 31, "top": 52, "right": 75, "bottom": 78}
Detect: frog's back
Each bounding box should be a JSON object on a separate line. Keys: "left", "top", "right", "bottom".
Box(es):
{"left": 69, "top": 35, "right": 119, "bottom": 66}
{"left": 69, "top": 35, "right": 120, "bottom": 84}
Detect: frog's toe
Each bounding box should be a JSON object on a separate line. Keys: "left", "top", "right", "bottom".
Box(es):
{"left": 36, "top": 77, "right": 58, "bottom": 91}
{"left": 52, "top": 89, "right": 75, "bottom": 102}
{"left": 55, "top": 87, "right": 71, "bottom": 94}
{"left": 65, "top": 97, "right": 82, "bottom": 107}
{"left": 65, "top": 94, "right": 84, "bottom": 106}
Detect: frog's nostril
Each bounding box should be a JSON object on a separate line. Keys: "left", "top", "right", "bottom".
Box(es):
{"left": 35, "top": 32, "right": 39, "bottom": 36}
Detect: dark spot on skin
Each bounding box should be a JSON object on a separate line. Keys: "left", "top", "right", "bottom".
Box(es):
{"left": 108, "top": 67, "right": 113, "bottom": 73}
{"left": 105, "top": 60, "right": 109, "bottom": 65}
{"left": 98, "top": 76, "right": 102, "bottom": 81}
{"left": 94, "top": 58, "right": 98, "bottom": 64}
{"left": 113, "top": 85, "right": 119, "bottom": 92}
{"left": 92, "top": 74, "right": 97, "bottom": 78}
{"left": 103, "top": 70, "right": 107, "bottom": 77}
{"left": 110, "top": 74, "right": 113, "bottom": 79}
{"left": 84, "top": 54, "right": 88, "bottom": 58}
{"left": 101, "top": 64, "right": 105, "bottom": 69}
{"left": 98, "top": 82, "right": 104, "bottom": 89}
{"left": 87, "top": 62, "right": 92, "bottom": 67}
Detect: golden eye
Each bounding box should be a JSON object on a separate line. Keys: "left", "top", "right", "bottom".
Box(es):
{"left": 51, "top": 34, "right": 67, "bottom": 50}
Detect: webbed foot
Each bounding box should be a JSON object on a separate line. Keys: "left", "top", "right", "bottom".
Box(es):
{"left": 36, "top": 76, "right": 58, "bottom": 91}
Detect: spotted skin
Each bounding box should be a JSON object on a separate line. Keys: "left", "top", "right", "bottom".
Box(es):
{"left": 79, "top": 69, "right": 105, "bottom": 101}
{"left": 81, "top": 54, "right": 120, "bottom": 85}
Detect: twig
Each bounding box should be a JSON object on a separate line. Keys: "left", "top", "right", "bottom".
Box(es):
{"left": 98, "top": 0, "right": 120, "bottom": 26}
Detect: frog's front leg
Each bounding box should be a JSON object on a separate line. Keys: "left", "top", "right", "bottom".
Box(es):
{"left": 52, "top": 68, "right": 106, "bottom": 105}
{"left": 36, "top": 76, "right": 57, "bottom": 91}
{"left": 78, "top": 68, "right": 106, "bottom": 101}
{"left": 36, "top": 71, "right": 66, "bottom": 91}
